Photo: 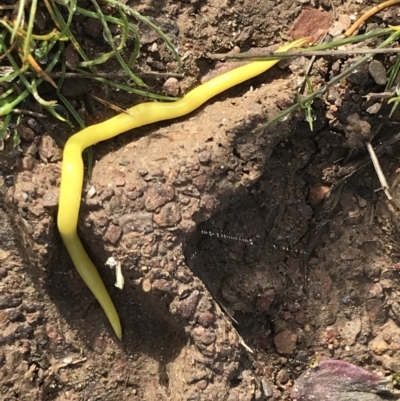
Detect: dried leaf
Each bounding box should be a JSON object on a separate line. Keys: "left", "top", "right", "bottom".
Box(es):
{"left": 291, "top": 360, "right": 400, "bottom": 401}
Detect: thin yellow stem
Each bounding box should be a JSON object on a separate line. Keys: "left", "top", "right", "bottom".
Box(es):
{"left": 346, "top": 0, "right": 400, "bottom": 36}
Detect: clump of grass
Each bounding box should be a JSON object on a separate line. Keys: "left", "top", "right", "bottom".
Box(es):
{"left": 0, "top": 0, "right": 182, "bottom": 147}
{"left": 205, "top": 25, "right": 400, "bottom": 132}
{"left": 250, "top": 27, "right": 400, "bottom": 131}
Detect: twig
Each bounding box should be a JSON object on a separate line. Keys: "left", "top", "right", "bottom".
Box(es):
{"left": 11, "top": 109, "right": 47, "bottom": 118}
{"left": 88, "top": 93, "right": 136, "bottom": 117}
{"left": 206, "top": 47, "right": 400, "bottom": 61}
{"left": 20, "top": 71, "right": 185, "bottom": 79}
{"left": 329, "top": 128, "right": 400, "bottom": 190}
{"left": 364, "top": 91, "right": 396, "bottom": 101}
{"left": 366, "top": 141, "right": 393, "bottom": 200}
{"left": 0, "top": 4, "right": 20, "bottom": 9}
{"left": 346, "top": 0, "right": 400, "bottom": 36}
{"left": 219, "top": 303, "right": 238, "bottom": 324}
{"left": 368, "top": 178, "right": 376, "bottom": 226}
{"left": 239, "top": 338, "right": 254, "bottom": 354}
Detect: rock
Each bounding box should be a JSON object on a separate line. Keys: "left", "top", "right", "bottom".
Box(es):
{"left": 7, "top": 309, "right": 24, "bottom": 322}
{"left": 141, "top": 278, "right": 152, "bottom": 292}
{"left": 345, "top": 113, "right": 371, "bottom": 148}
{"left": 179, "top": 219, "right": 197, "bottom": 234}
{"left": 196, "top": 379, "right": 208, "bottom": 390}
{"left": 366, "top": 103, "right": 381, "bottom": 114}
{"left": 107, "top": 195, "right": 121, "bottom": 212}
{"left": 163, "top": 77, "right": 180, "bottom": 96}
{"left": 197, "top": 311, "right": 215, "bottom": 327}
{"left": 369, "top": 337, "right": 388, "bottom": 355}
{"left": 0, "top": 311, "right": 7, "bottom": 323}
{"left": 261, "top": 378, "right": 275, "bottom": 398}
{"left": 139, "top": 16, "right": 178, "bottom": 45}
{"left": 153, "top": 202, "right": 181, "bottom": 227}
{"left": 368, "top": 60, "right": 387, "bottom": 85}
{"left": 0, "top": 322, "right": 33, "bottom": 345}
{"left": 17, "top": 124, "right": 36, "bottom": 141}
{"left": 25, "top": 312, "right": 40, "bottom": 325}
{"left": 65, "top": 42, "right": 80, "bottom": 70}
{"left": 192, "top": 174, "right": 207, "bottom": 190}
{"left": 369, "top": 283, "right": 383, "bottom": 299}
{"left": 390, "top": 301, "right": 400, "bottom": 325}
{"left": 197, "top": 150, "right": 211, "bottom": 164}
{"left": 288, "top": 8, "right": 332, "bottom": 39}
{"left": 276, "top": 368, "right": 290, "bottom": 385}
{"left": 42, "top": 189, "right": 59, "bottom": 207}
{"left": 346, "top": 64, "right": 369, "bottom": 85}
{"left": 0, "top": 295, "right": 22, "bottom": 310}
{"left": 22, "top": 302, "right": 37, "bottom": 313}
{"left": 226, "top": 392, "right": 239, "bottom": 401}
{"left": 328, "top": 14, "right": 351, "bottom": 37}
{"left": 103, "top": 224, "right": 122, "bottom": 244}
{"left": 295, "top": 310, "right": 306, "bottom": 325}
{"left": 87, "top": 186, "right": 96, "bottom": 198}
{"left": 152, "top": 279, "right": 173, "bottom": 293}
{"left": 192, "top": 326, "right": 216, "bottom": 346}
{"left": 115, "top": 176, "right": 125, "bottom": 187}
{"left": 38, "top": 135, "right": 60, "bottom": 162}
{"left": 26, "top": 117, "right": 42, "bottom": 134}
{"left": 99, "top": 188, "right": 115, "bottom": 202}
{"left": 308, "top": 186, "right": 330, "bottom": 205}
{"left": 144, "top": 183, "right": 175, "bottom": 212}
{"left": 274, "top": 329, "right": 297, "bottom": 355}
{"left": 20, "top": 156, "right": 35, "bottom": 171}
{"left": 342, "top": 318, "right": 361, "bottom": 346}
{"left": 119, "top": 212, "right": 154, "bottom": 234}
{"left": 366, "top": 299, "right": 386, "bottom": 326}
{"left": 173, "top": 290, "right": 199, "bottom": 320}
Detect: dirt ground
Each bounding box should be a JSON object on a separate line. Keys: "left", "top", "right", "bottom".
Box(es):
{"left": 2, "top": 0, "right": 400, "bottom": 400}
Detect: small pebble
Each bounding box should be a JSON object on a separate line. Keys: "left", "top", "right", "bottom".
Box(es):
{"left": 115, "top": 176, "right": 125, "bottom": 187}
{"left": 308, "top": 186, "right": 330, "bottom": 205}
{"left": 368, "top": 60, "right": 387, "bottom": 85}
{"left": 328, "top": 14, "right": 351, "bottom": 37}
{"left": 366, "top": 103, "right": 381, "bottom": 114}
{"left": 20, "top": 157, "right": 34, "bottom": 171}
{"left": 142, "top": 278, "right": 152, "bottom": 292}
{"left": 42, "top": 190, "right": 59, "bottom": 207}
{"left": 87, "top": 186, "right": 96, "bottom": 198}
{"left": 104, "top": 224, "right": 122, "bottom": 244}
{"left": 17, "top": 125, "right": 35, "bottom": 141}
{"left": 163, "top": 77, "right": 180, "bottom": 96}
{"left": 137, "top": 169, "right": 148, "bottom": 177}
{"left": 153, "top": 202, "right": 181, "bottom": 227}
{"left": 197, "top": 150, "right": 211, "bottom": 164}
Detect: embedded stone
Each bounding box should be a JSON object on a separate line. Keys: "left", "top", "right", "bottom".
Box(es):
{"left": 104, "top": 224, "right": 122, "bottom": 244}
{"left": 197, "top": 311, "right": 215, "bottom": 327}
{"left": 177, "top": 291, "right": 199, "bottom": 319}
{"left": 274, "top": 328, "right": 297, "bottom": 355}
{"left": 0, "top": 295, "right": 22, "bottom": 310}
{"left": 192, "top": 174, "right": 207, "bottom": 190}
{"left": 119, "top": 212, "right": 154, "bottom": 234}
{"left": 153, "top": 202, "right": 181, "bottom": 227}
{"left": 152, "top": 279, "right": 173, "bottom": 293}
{"left": 144, "top": 183, "right": 175, "bottom": 211}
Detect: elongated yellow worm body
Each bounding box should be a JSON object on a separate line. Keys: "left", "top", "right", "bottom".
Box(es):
{"left": 57, "top": 38, "right": 309, "bottom": 339}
